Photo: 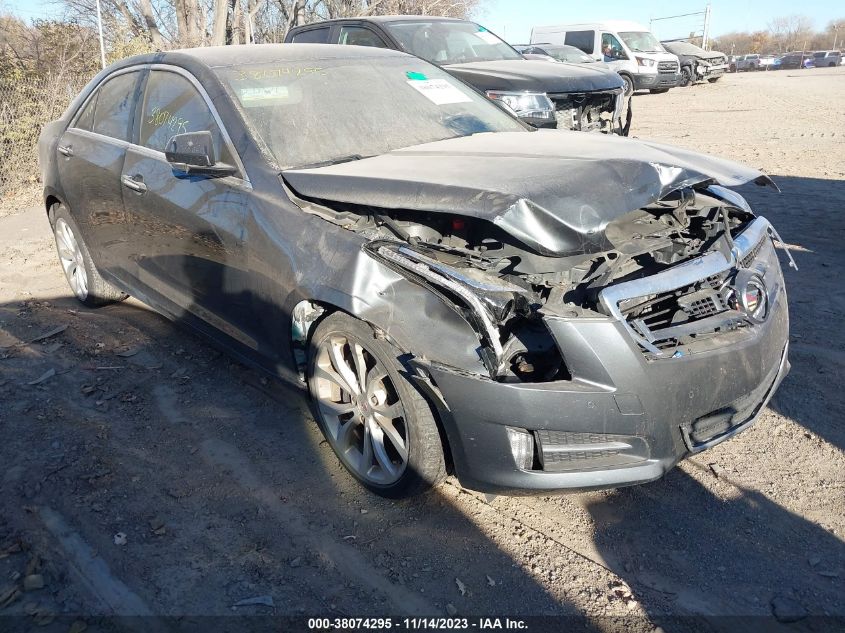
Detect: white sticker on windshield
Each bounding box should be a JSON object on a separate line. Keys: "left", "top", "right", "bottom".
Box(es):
{"left": 239, "top": 85, "right": 290, "bottom": 104}
{"left": 406, "top": 79, "right": 472, "bottom": 105}
{"left": 476, "top": 30, "right": 500, "bottom": 45}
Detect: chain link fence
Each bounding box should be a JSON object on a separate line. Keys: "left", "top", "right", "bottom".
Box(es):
{"left": 0, "top": 75, "right": 90, "bottom": 201}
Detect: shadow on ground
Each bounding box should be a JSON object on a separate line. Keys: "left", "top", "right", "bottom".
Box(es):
{"left": 1, "top": 175, "right": 843, "bottom": 631}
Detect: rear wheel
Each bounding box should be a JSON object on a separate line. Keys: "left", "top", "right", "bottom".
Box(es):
{"left": 307, "top": 312, "right": 446, "bottom": 498}
{"left": 49, "top": 203, "right": 127, "bottom": 307}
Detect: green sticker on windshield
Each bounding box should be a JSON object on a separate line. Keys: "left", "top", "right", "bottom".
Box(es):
{"left": 406, "top": 71, "right": 428, "bottom": 81}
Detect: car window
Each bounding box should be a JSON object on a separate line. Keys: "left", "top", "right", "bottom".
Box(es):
{"left": 601, "top": 33, "right": 628, "bottom": 60}
{"left": 92, "top": 71, "right": 140, "bottom": 141}
{"left": 813, "top": 52, "right": 826, "bottom": 58}
{"left": 73, "top": 91, "right": 98, "bottom": 132}
{"left": 385, "top": 21, "right": 522, "bottom": 64}
{"left": 338, "top": 26, "right": 387, "bottom": 48}
{"left": 564, "top": 30, "right": 594, "bottom": 54}
{"left": 139, "top": 70, "right": 232, "bottom": 164}
{"left": 291, "top": 27, "right": 330, "bottom": 43}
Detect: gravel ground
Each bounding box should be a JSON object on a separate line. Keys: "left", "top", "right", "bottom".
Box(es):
{"left": 0, "top": 67, "right": 843, "bottom": 632}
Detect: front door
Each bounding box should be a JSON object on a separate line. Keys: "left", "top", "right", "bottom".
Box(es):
{"left": 121, "top": 68, "right": 255, "bottom": 349}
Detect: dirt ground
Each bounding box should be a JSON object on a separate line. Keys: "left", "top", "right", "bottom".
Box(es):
{"left": 1, "top": 67, "right": 844, "bottom": 632}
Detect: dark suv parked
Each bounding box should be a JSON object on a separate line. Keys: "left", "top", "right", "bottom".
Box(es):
{"left": 286, "top": 16, "right": 629, "bottom": 135}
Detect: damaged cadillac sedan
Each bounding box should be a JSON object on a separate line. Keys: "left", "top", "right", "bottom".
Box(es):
{"left": 38, "top": 45, "right": 792, "bottom": 497}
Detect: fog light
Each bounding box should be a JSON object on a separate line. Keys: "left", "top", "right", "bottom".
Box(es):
{"left": 506, "top": 427, "right": 534, "bottom": 470}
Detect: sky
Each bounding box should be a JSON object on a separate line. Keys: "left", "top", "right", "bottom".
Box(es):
{"left": 2, "top": 0, "right": 842, "bottom": 43}
{"left": 475, "top": 0, "right": 842, "bottom": 44}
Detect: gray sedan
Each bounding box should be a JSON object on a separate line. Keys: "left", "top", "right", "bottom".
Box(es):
{"left": 38, "top": 44, "right": 791, "bottom": 497}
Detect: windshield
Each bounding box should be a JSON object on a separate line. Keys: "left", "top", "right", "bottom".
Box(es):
{"left": 618, "top": 31, "right": 665, "bottom": 53}
{"left": 385, "top": 20, "right": 523, "bottom": 65}
{"left": 548, "top": 46, "right": 595, "bottom": 63}
{"left": 216, "top": 55, "right": 525, "bottom": 169}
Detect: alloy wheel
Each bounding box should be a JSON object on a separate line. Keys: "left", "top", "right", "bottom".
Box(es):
{"left": 55, "top": 218, "right": 88, "bottom": 301}
{"left": 312, "top": 334, "right": 409, "bottom": 485}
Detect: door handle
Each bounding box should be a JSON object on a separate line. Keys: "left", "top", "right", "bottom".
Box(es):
{"left": 57, "top": 144, "right": 73, "bottom": 157}
{"left": 121, "top": 175, "right": 147, "bottom": 193}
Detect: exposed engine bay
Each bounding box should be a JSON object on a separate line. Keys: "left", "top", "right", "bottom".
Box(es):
{"left": 289, "top": 181, "right": 793, "bottom": 384}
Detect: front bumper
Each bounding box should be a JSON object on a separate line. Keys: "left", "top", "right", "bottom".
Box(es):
{"left": 633, "top": 71, "right": 681, "bottom": 90}
{"left": 413, "top": 223, "right": 790, "bottom": 494}
{"left": 700, "top": 63, "right": 727, "bottom": 78}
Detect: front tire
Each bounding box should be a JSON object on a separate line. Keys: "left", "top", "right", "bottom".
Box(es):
{"left": 680, "top": 66, "right": 693, "bottom": 87}
{"left": 306, "top": 312, "right": 446, "bottom": 498}
{"left": 49, "top": 203, "right": 127, "bottom": 307}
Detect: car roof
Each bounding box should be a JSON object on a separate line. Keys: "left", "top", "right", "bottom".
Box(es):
{"left": 168, "top": 43, "right": 410, "bottom": 67}
{"left": 293, "top": 15, "right": 474, "bottom": 27}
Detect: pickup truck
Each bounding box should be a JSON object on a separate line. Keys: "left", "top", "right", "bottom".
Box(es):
{"left": 285, "top": 16, "right": 630, "bottom": 135}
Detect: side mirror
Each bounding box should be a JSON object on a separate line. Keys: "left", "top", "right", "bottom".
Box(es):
{"left": 165, "top": 131, "right": 236, "bottom": 177}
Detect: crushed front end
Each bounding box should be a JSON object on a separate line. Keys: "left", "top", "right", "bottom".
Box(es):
{"left": 548, "top": 89, "right": 625, "bottom": 134}
{"left": 356, "top": 186, "right": 791, "bottom": 493}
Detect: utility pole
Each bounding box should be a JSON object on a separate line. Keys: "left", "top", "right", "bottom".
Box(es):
{"left": 702, "top": 3, "right": 712, "bottom": 50}
{"left": 95, "top": 0, "right": 106, "bottom": 69}
{"left": 834, "top": 24, "right": 839, "bottom": 51}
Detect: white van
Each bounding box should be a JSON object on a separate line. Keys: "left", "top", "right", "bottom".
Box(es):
{"left": 530, "top": 21, "right": 681, "bottom": 95}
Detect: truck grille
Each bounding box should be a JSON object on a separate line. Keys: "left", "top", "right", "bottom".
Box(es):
{"left": 549, "top": 90, "right": 620, "bottom": 133}
{"left": 658, "top": 60, "right": 679, "bottom": 73}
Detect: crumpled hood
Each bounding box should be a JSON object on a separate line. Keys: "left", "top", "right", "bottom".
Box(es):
{"left": 283, "top": 130, "right": 774, "bottom": 256}
{"left": 689, "top": 49, "right": 726, "bottom": 61}
{"left": 444, "top": 59, "right": 624, "bottom": 93}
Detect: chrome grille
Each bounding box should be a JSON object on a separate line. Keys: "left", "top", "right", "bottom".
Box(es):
{"left": 599, "top": 218, "right": 774, "bottom": 356}
{"left": 658, "top": 60, "right": 679, "bottom": 72}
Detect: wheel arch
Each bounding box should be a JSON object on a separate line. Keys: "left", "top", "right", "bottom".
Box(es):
{"left": 291, "top": 296, "right": 457, "bottom": 473}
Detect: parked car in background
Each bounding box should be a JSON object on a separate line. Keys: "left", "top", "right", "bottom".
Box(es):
{"left": 778, "top": 51, "right": 814, "bottom": 69}
{"left": 736, "top": 54, "right": 776, "bottom": 71}
{"left": 514, "top": 43, "right": 606, "bottom": 66}
{"left": 38, "top": 44, "right": 792, "bottom": 497}
{"left": 661, "top": 40, "right": 728, "bottom": 85}
{"left": 812, "top": 50, "right": 841, "bottom": 67}
{"left": 530, "top": 21, "right": 681, "bottom": 95}
{"left": 758, "top": 54, "right": 777, "bottom": 70}
{"left": 728, "top": 55, "right": 738, "bottom": 72}
{"left": 286, "top": 17, "right": 628, "bottom": 135}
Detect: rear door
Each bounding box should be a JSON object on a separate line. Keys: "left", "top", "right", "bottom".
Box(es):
{"left": 120, "top": 67, "right": 255, "bottom": 347}
{"left": 56, "top": 69, "right": 143, "bottom": 277}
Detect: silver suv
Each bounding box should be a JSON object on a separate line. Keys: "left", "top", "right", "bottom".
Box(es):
{"left": 812, "top": 50, "right": 842, "bottom": 67}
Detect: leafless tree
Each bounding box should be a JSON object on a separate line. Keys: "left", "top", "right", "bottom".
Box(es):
{"left": 767, "top": 14, "right": 814, "bottom": 53}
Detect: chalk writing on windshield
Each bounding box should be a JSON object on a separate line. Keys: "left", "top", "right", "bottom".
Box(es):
{"left": 230, "top": 67, "right": 327, "bottom": 81}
